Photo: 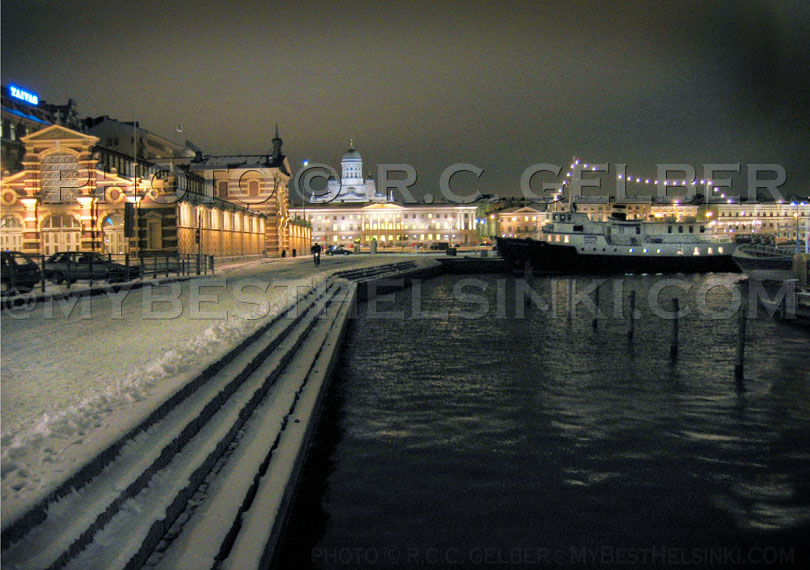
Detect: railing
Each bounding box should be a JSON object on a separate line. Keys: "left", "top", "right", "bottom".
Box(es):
{"left": 28, "top": 252, "right": 216, "bottom": 293}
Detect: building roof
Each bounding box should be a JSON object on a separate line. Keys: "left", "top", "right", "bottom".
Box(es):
{"left": 342, "top": 146, "right": 361, "bottom": 161}
{"left": 190, "top": 154, "right": 289, "bottom": 173}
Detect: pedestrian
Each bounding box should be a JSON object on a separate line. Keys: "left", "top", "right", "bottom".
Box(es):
{"left": 311, "top": 242, "right": 322, "bottom": 266}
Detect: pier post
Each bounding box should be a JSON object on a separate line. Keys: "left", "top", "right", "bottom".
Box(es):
{"left": 670, "top": 298, "right": 679, "bottom": 358}
{"left": 734, "top": 305, "right": 747, "bottom": 381}
{"left": 628, "top": 290, "right": 636, "bottom": 339}
{"left": 567, "top": 279, "right": 574, "bottom": 321}
{"left": 592, "top": 281, "right": 601, "bottom": 329}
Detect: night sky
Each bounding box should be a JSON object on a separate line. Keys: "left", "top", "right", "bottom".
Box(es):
{"left": 2, "top": 1, "right": 809, "bottom": 201}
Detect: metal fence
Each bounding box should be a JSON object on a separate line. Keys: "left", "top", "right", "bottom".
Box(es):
{"left": 14, "top": 252, "right": 216, "bottom": 294}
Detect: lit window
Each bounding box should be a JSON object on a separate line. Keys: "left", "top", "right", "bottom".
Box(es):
{"left": 718, "top": 247, "right": 724, "bottom": 254}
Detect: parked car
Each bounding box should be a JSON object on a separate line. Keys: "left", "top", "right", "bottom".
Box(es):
{"left": 429, "top": 242, "right": 450, "bottom": 251}
{"left": 326, "top": 245, "right": 352, "bottom": 256}
{"left": 44, "top": 251, "right": 129, "bottom": 284}
{"left": 1, "top": 251, "right": 42, "bottom": 295}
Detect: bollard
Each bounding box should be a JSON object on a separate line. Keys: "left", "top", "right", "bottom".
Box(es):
{"left": 670, "top": 298, "right": 679, "bottom": 358}
{"left": 734, "top": 306, "right": 747, "bottom": 381}
{"left": 592, "top": 282, "right": 601, "bottom": 329}
{"left": 125, "top": 253, "right": 130, "bottom": 282}
{"left": 628, "top": 290, "right": 636, "bottom": 339}
{"left": 40, "top": 254, "right": 46, "bottom": 293}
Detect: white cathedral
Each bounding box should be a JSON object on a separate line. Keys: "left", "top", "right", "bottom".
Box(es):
{"left": 312, "top": 142, "right": 392, "bottom": 203}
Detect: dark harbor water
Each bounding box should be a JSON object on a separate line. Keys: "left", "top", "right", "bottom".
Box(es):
{"left": 277, "top": 273, "right": 810, "bottom": 569}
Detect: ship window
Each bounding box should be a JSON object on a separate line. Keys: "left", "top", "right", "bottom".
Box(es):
{"left": 573, "top": 225, "right": 583, "bottom": 231}
{"left": 629, "top": 248, "right": 634, "bottom": 253}
{"left": 636, "top": 227, "right": 641, "bottom": 234}
{"left": 689, "top": 226, "right": 694, "bottom": 233}
{"left": 700, "top": 226, "right": 705, "bottom": 233}
{"left": 643, "top": 248, "right": 648, "bottom": 253}
{"left": 678, "top": 226, "right": 684, "bottom": 233}
{"left": 718, "top": 247, "right": 724, "bottom": 254}
{"left": 564, "top": 235, "right": 570, "bottom": 243}
{"left": 656, "top": 249, "right": 662, "bottom": 253}
{"left": 708, "top": 247, "right": 713, "bottom": 254}
{"left": 668, "top": 226, "right": 673, "bottom": 234}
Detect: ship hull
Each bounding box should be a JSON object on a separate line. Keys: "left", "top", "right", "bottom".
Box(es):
{"left": 496, "top": 237, "right": 739, "bottom": 275}
{"left": 731, "top": 253, "right": 794, "bottom": 282}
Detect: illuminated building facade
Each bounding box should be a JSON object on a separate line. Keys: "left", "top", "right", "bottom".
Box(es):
{"left": 0, "top": 124, "right": 265, "bottom": 257}
{"left": 189, "top": 127, "right": 311, "bottom": 257}
{"left": 291, "top": 202, "right": 478, "bottom": 248}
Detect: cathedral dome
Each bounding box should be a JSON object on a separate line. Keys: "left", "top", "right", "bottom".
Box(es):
{"left": 342, "top": 146, "right": 362, "bottom": 162}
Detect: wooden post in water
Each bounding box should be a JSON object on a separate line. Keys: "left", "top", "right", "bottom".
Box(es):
{"left": 670, "top": 298, "right": 679, "bottom": 358}
{"left": 734, "top": 305, "right": 747, "bottom": 381}
{"left": 567, "top": 279, "right": 574, "bottom": 321}
{"left": 628, "top": 290, "right": 636, "bottom": 339}
{"left": 592, "top": 281, "right": 601, "bottom": 329}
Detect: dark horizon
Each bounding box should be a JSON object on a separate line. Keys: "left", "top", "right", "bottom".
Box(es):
{"left": 3, "top": 1, "right": 809, "bottom": 200}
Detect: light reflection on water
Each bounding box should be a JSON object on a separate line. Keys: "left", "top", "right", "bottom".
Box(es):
{"left": 283, "top": 273, "right": 810, "bottom": 568}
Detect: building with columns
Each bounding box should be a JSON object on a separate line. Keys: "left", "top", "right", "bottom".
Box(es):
{"left": 311, "top": 143, "right": 389, "bottom": 204}
{"left": 291, "top": 201, "right": 479, "bottom": 248}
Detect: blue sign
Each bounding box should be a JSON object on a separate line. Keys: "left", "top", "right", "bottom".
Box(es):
{"left": 8, "top": 85, "right": 39, "bottom": 106}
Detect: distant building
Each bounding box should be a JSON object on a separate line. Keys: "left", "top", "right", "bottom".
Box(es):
{"left": 291, "top": 201, "right": 479, "bottom": 248}
{"left": 496, "top": 206, "right": 550, "bottom": 239}
{"left": 189, "top": 126, "right": 310, "bottom": 257}
{"left": 2, "top": 84, "right": 82, "bottom": 174}
{"left": 311, "top": 143, "right": 390, "bottom": 203}
{"left": 85, "top": 115, "right": 198, "bottom": 161}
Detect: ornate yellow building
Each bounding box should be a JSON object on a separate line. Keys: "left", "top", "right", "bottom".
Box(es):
{"left": 0, "top": 124, "right": 268, "bottom": 258}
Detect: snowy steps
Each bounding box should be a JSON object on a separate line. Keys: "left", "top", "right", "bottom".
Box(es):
{"left": 2, "top": 279, "right": 357, "bottom": 569}
{"left": 332, "top": 260, "right": 418, "bottom": 282}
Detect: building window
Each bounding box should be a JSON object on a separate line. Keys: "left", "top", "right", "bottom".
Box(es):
{"left": 41, "top": 152, "right": 80, "bottom": 203}
{"left": 218, "top": 180, "right": 228, "bottom": 198}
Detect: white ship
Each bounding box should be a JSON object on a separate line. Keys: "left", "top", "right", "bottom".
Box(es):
{"left": 497, "top": 206, "right": 738, "bottom": 274}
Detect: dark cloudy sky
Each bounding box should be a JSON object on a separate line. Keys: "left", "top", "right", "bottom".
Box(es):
{"left": 3, "top": 0, "right": 809, "bottom": 200}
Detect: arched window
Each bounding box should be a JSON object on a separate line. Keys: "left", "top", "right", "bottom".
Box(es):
{"left": 1, "top": 215, "right": 23, "bottom": 250}
{"left": 41, "top": 152, "right": 80, "bottom": 203}
{"left": 102, "top": 214, "right": 125, "bottom": 254}
{"left": 41, "top": 214, "right": 82, "bottom": 255}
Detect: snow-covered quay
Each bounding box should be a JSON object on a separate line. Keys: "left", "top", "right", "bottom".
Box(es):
{"left": 1, "top": 254, "right": 437, "bottom": 568}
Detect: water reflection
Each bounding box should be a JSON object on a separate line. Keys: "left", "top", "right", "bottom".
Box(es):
{"left": 282, "top": 273, "right": 810, "bottom": 568}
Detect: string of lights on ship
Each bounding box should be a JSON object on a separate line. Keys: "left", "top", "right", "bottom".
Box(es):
{"left": 554, "top": 158, "right": 795, "bottom": 205}
{"left": 557, "top": 158, "right": 804, "bottom": 205}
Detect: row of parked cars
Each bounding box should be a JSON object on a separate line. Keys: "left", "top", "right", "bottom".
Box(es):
{"left": 1, "top": 250, "right": 130, "bottom": 296}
